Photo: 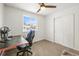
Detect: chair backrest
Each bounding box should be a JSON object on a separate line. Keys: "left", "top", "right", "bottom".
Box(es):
{"left": 26, "top": 30, "right": 35, "bottom": 44}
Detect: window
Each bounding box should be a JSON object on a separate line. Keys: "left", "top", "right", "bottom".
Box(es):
{"left": 23, "top": 16, "right": 38, "bottom": 32}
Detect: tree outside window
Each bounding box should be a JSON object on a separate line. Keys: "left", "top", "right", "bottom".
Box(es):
{"left": 23, "top": 16, "right": 38, "bottom": 32}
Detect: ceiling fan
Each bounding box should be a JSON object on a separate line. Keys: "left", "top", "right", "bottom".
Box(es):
{"left": 36, "top": 3, "right": 56, "bottom": 13}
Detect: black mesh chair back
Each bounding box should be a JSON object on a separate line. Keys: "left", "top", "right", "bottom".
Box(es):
{"left": 26, "top": 30, "right": 35, "bottom": 46}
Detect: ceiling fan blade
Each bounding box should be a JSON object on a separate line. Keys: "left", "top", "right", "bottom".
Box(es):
{"left": 45, "top": 6, "right": 56, "bottom": 8}
{"left": 36, "top": 8, "right": 41, "bottom": 13}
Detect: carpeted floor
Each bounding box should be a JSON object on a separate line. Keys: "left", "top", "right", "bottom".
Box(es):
{"left": 4, "top": 40, "right": 79, "bottom": 56}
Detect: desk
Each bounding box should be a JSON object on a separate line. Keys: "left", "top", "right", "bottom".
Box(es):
{"left": 0, "top": 35, "right": 28, "bottom": 56}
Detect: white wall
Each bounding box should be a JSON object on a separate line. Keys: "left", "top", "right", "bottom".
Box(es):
{"left": 0, "top": 4, "right": 3, "bottom": 28}
{"left": 45, "top": 5, "right": 79, "bottom": 50}
{"left": 0, "top": 4, "right": 4, "bottom": 40}
{"left": 3, "top": 5, "right": 46, "bottom": 42}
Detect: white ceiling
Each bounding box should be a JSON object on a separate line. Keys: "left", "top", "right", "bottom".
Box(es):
{"left": 5, "top": 3, "right": 79, "bottom": 16}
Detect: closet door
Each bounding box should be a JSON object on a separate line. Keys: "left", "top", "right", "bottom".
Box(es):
{"left": 63, "top": 14, "right": 74, "bottom": 48}
{"left": 55, "top": 17, "right": 64, "bottom": 45}
{"left": 55, "top": 14, "right": 74, "bottom": 48}
{"left": 75, "top": 13, "right": 79, "bottom": 50}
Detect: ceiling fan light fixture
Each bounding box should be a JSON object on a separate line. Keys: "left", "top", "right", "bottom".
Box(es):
{"left": 41, "top": 6, "right": 45, "bottom": 10}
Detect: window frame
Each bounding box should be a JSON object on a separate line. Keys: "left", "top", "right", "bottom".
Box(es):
{"left": 23, "top": 15, "right": 38, "bottom": 32}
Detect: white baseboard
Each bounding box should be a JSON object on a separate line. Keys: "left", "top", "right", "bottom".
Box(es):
{"left": 33, "top": 39, "right": 47, "bottom": 43}
{"left": 46, "top": 39, "right": 79, "bottom": 52}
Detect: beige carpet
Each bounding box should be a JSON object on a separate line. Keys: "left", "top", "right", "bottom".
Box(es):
{"left": 5, "top": 40, "right": 79, "bottom": 56}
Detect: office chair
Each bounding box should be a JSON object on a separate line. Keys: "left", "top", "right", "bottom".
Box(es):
{"left": 16, "top": 30, "right": 35, "bottom": 56}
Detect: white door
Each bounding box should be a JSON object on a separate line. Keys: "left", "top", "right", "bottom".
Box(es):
{"left": 63, "top": 14, "right": 74, "bottom": 48}
{"left": 55, "top": 16, "right": 64, "bottom": 45}
{"left": 55, "top": 14, "right": 74, "bottom": 48}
